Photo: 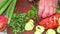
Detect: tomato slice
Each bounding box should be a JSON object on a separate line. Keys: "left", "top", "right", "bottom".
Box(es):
{"left": 0, "top": 16, "right": 8, "bottom": 31}
{"left": 0, "top": 23, "right": 7, "bottom": 31}
{"left": 39, "top": 18, "right": 49, "bottom": 30}
{"left": 39, "top": 14, "right": 60, "bottom": 30}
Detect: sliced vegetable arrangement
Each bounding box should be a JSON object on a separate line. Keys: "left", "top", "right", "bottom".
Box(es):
{"left": 0, "top": 0, "right": 60, "bottom": 34}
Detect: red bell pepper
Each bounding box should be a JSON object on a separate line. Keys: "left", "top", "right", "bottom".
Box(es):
{"left": 0, "top": 16, "right": 8, "bottom": 31}
{"left": 39, "top": 14, "right": 60, "bottom": 30}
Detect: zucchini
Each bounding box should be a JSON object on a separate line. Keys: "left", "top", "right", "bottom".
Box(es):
{"left": 0, "top": 0, "right": 8, "bottom": 8}
{"left": 0, "top": 0, "right": 12, "bottom": 15}
{"left": 36, "top": 25, "right": 45, "bottom": 33}
{"left": 5, "top": 0, "right": 17, "bottom": 24}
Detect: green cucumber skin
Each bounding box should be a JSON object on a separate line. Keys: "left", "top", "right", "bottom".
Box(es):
{"left": 7, "top": 0, "right": 17, "bottom": 24}
{"left": 0, "top": 0, "right": 8, "bottom": 8}
{"left": 0, "top": 0, "right": 12, "bottom": 15}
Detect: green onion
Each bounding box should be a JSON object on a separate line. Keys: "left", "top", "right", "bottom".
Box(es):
{"left": 0, "top": 0, "right": 8, "bottom": 8}
{"left": 5, "top": 0, "right": 17, "bottom": 24}
{"left": 0, "top": 0, "right": 12, "bottom": 15}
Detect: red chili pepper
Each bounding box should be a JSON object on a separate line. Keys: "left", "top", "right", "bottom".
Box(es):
{"left": 39, "top": 14, "right": 60, "bottom": 30}
{"left": 0, "top": 16, "right": 8, "bottom": 31}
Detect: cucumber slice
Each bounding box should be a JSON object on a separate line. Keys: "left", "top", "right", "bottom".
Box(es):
{"left": 58, "top": 18, "right": 60, "bottom": 25}
{"left": 34, "top": 31, "right": 41, "bottom": 34}
{"left": 57, "top": 26, "right": 60, "bottom": 33}
{"left": 36, "top": 25, "right": 45, "bottom": 33}
{"left": 46, "top": 29, "right": 56, "bottom": 34}
{"left": 25, "top": 23, "right": 34, "bottom": 31}
{"left": 28, "top": 19, "right": 34, "bottom": 24}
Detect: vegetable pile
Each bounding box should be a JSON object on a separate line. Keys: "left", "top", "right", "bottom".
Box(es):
{"left": 9, "top": 13, "right": 29, "bottom": 34}
{"left": 8, "top": 6, "right": 38, "bottom": 34}
{"left": 0, "top": 0, "right": 60, "bottom": 34}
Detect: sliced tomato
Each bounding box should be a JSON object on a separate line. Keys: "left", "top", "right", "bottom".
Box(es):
{"left": 0, "top": 16, "right": 8, "bottom": 31}
{"left": 39, "top": 18, "right": 49, "bottom": 30}
{"left": 39, "top": 14, "right": 60, "bottom": 30}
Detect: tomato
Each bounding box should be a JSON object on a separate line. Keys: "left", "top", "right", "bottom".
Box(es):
{"left": 0, "top": 16, "right": 8, "bottom": 31}
{"left": 39, "top": 14, "right": 60, "bottom": 30}
{"left": 39, "top": 18, "right": 49, "bottom": 30}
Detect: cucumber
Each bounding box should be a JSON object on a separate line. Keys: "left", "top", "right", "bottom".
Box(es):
{"left": 25, "top": 23, "right": 34, "bottom": 31}
{"left": 34, "top": 31, "right": 41, "bottom": 34}
{"left": 5, "top": 0, "right": 17, "bottom": 24}
{"left": 36, "top": 25, "right": 45, "bottom": 33}
{"left": 0, "top": 0, "right": 12, "bottom": 15}
{"left": 28, "top": 19, "right": 34, "bottom": 25}
{"left": 46, "top": 29, "right": 56, "bottom": 34}
{"left": 57, "top": 26, "right": 60, "bottom": 33}
{"left": 0, "top": 0, "right": 8, "bottom": 8}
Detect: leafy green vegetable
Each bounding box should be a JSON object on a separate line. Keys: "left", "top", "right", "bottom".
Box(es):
{"left": 9, "top": 13, "right": 29, "bottom": 34}
{"left": 28, "top": 6, "right": 38, "bottom": 19}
